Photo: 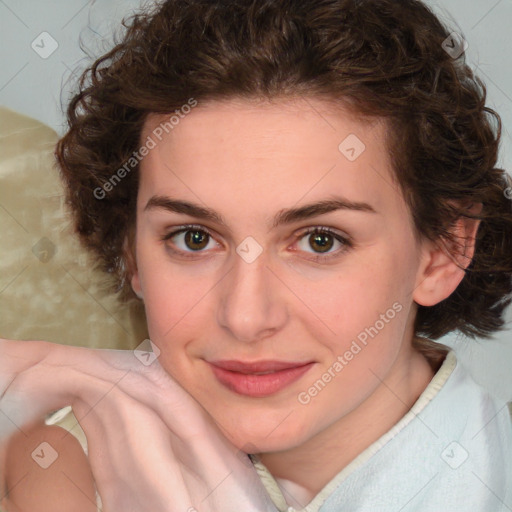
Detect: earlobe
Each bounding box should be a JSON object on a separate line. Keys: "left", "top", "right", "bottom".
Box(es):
{"left": 122, "top": 235, "right": 143, "bottom": 300}
{"left": 131, "top": 272, "right": 144, "bottom": 299}
{"left": 413, "top": 206, "right": 481, "bottom": 307}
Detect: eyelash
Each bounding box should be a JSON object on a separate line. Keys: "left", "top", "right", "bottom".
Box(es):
{"left": 160, "top": 224, "right": 353, "bottom": 262}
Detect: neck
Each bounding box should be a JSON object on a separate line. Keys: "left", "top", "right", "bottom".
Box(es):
{"left": 257, "top": 343, "right": 444, "bottom": 508}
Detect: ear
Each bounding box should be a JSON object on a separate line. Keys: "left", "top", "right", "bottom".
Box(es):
{"left": 122, "top": 235, "right": 143, "bottom": 300}
{"left": 413, "top": 203, "right": 482, "bottom": 307}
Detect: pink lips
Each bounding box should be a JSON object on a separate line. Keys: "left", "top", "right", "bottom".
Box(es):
{"left": 208, "top": 359, "right": 314, "bottom": 397}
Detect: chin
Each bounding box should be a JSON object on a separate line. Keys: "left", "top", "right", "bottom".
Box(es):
{"left": 211, "top": 411, "right": 312, "bottom": 454}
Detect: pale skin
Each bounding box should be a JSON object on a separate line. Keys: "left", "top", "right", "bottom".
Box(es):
{"left": 1, "top": 96, "right": 480, "bottom": 510}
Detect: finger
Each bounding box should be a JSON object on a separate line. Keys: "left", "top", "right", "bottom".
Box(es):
{"left": 88, "top": 347, "right": 215, "bottom": 441}
{"left": 73, "top": 391, "right": 197, "bottom": 512}
{"left": 0, "top": 340, "right": 129, "bottom": 441}
{"left": 0, "top": 338, "right": 208, "bottom": 448}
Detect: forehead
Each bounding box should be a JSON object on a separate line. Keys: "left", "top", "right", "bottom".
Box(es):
{"left": 137, "top": 97, "right": 403, "bottom": 219}
{"left": 142, "top": 96, "right": 383, "bottom": 152}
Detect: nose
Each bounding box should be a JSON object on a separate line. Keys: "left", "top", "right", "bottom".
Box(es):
{"left": 216, "top": 247, "right": 288, "bottom": 343}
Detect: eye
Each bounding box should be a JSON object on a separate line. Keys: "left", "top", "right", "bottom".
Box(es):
{"left": 161, "top": 224, "right": 219, "bottom": 257}
{"left": 161, "top": 224, "right": 352, "bottom": 262}
{"left": 294, "top": 227, "right": 352, "bottom": 261}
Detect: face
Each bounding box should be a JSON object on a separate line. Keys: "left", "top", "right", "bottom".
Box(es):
{"left": 130, "top": 97, "right": 427, "bottom": 453}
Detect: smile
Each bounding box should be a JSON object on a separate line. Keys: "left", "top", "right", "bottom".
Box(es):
{"left": 207, "top": 360, "right": 315, "bottom": 397}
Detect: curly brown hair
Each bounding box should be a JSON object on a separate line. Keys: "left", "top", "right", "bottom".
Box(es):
{"left": 55, "top": 0, "right": 512, "bottom": 340}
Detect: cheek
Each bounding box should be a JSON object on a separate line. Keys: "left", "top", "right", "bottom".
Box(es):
{"left": 135, "top": 238, "right": 209, "bottom": 347}
{"left": 294, "top": 282, "right": 411, "bottom": 423}
{"left": 293, "top": 249, "right": 409, "bottom": 337}
{"left": 300, "top": 246, "right": 416, "bottom": 381}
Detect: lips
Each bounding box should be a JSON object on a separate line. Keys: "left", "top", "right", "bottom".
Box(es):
{"left": 209, "top": 360, "right": 312, "bottom": 373}
{"left": 208, "top": 359, "right": 314, "bottom": 397}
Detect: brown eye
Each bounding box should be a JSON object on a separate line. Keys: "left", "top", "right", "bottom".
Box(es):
{"left": 308, "top": 232, "right": 334, "bottom": 253}
{"left": 162, "top": 224, "right": 218, "bottom": 257}
{"left": 183, "top": 229, "right": 209, "bottom": 251}
{"left": 295, "top": 227, "right": 352, "bottom": 261}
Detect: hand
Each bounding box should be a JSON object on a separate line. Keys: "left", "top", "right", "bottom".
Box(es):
{"left": 0, "top": 338, "right": 278, "bottom": 512}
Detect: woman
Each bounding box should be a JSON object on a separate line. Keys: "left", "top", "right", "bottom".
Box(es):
{"left": 1, "top": 0, "right": 512, "bottom": 510}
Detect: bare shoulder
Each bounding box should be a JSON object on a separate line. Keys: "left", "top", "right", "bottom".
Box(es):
{"left": 2, "top": 422, "right": 97, "bottom": 512}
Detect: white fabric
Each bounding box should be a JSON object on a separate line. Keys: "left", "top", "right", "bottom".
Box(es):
{"left": 253, "top": 351, "right": 512, "bottom": 511}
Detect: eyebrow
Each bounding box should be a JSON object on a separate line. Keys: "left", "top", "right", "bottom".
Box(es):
{"left": 144, "top": 195, "right": 377, "bottom": 230}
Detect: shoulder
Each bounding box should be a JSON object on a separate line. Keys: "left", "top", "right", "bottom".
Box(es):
{"left": 3, "top": 420, "right": 97, "bottom": 512}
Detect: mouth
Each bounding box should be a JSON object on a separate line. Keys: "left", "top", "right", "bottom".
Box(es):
{"left": 207, "top": 359, "right": 315, "bottom": 397}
